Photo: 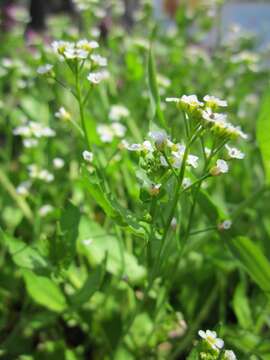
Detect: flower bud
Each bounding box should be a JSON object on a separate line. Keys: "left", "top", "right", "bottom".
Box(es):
{"left": 148, "top": 183, "right": 161, "bottom": 196}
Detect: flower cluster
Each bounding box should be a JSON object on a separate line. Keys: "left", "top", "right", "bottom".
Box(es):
{"left": 166, "top": 94, "right": 248, "bottom": 140}
{"left": 50, "top": 39, "right": 109, "bottom": 84}
{"left": 109, "top": 104, "right": 130, "bottom": 122}
{"left": 55, "top": 107, "right": 71, "bottom": 121}
{"left": 124, "top": 130, "right": 199, "bottom": 171}
{"left": 198, "top": 330, "right": 237, "bottom": 359}
{"left": 28, "top": 164, "right": 54, "bottom": 183}
{"left": 97, "top": 123, "right": 126, "bottom": 143}
{"left": 13, "top": 120, "right": 55, "bottom": 148}
{"left": 52, "top": 39, "right": 99, "bottom": 60}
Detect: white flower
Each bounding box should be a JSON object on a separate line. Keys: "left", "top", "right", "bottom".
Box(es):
{"left": 205, "top": 147, "right": 211, "bottom": 157}
{"left": 187, "top": 154, "right": 199, "bottom": 168}
{"left": 126, "top": 143, "right": 140, "bottom": 151}
{"left": 224, "top": 350, "right": 237, "bottom": 360}
{"left": 39, "top": 170, "right": 54, "bottom": 183}
{"left": 64, "top": 46, "right": 88, "bottom": 60}
{"left": 216, "top": 159, "right": 229, "bottom": 173}
{"left": 218, "top": 220, "right": 232, "bottom": 231}
{"left": 109, "top": 105, "right": 129, "bottom": 121}
{"left": 198, "top": 329, "right": 224, "bottom": 350}
{"left": 160, "top": 155, "right": 169, "bottom": 167}
{"left": 55, "top": 107, "right": 71, "bottom": 121}
{"left": 23, "top": 138, "right": 38, "bottom": 148}
{"left": 180, "top": 94, "right": 203, "bottom": 108}
{"left": 53, "top": 158, "right": 65, "bottom": 169}
{"left": 39, "top": 204, "right": 54, "bottom": 217}
{"left": 170, "top": 217, "right": 177, "bottom": 230}
{"left": 82, "top": 150, "right": 93, "bottom": 163}
{"left": 77, "top": 39, "right": 99, "bottom": 52}
{"left": 211, "top": 159, "right": 229, "bottom": 176}
{"left": 202, "top": 109, "right": 227, "bottom": 124}
{"left": 182, "top": 177, "right": 192, "bottom": 189}
{"left": 37, "top": 64, "right": 53, "bottom": 75}
{"left": 13, "top": 121, "right": 55, "bottom": 139}
{"left": 97, "top": 124, "right": 114, "bottom": 142}
{"left": 51, "top": 40, "right": 72, "bottom": 57}
{"left": 203, "top": 95, "right": 227, "bottom": 108}
{"left": 141, "top": 140, "right": 154, "bottom": 153}
{"left": 90, "top": 54, "right": 107, "bottom": 67}
{"left": 87, "top": 71, "right": 106, "bottom": 84}
{"left": 13, "top": 125, "right": 32, "bottom": 137}
{"left": 225, "top": 145, "right": 245, "bottom": 159}
{"left": 148, "top": 130, "right": 168, "bottom": 150}
{"left": 111, "top": 123, "right": 126, "bottom": 138}
{"left": 16, "top": 181, "right": 31, "bottom": 196}
{"left": 28, "top": 165, "right": 54, "bottom": 182}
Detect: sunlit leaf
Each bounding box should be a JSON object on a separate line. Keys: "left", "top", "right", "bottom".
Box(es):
{"left": 22, "top": 270, "right": 67, "bottom": 313}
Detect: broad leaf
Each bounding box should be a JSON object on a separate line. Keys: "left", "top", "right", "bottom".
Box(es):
{"left": 81, "top": 167, "right": 145, "bottom": 237}
{"left": 77, "top": 216, "right": 146, "bottom": 284}
{"left": 22, "top": 270, "right": 67, "bottom": 313}
{"left": 2, "top": 230, "right": 48, "bottom": 274}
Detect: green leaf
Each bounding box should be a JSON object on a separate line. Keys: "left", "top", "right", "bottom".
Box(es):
{"left": 148, "top": 46, "right": 166, "bottom": 129}
{"left": 229, "top": 236, "right": 270, "bottom": 294}
{"left": 70, "top": 261, "right": 106, "bottom": 306}
{"left": 49, "top": 202, "right": 81, "bottom": 269}
{"left": 232, "top": 282, "right": 253, "bottom": 329}
{"left": 197, "top": 190, "right": 224, "bottom": 224}
{"left": 81, "top": 167, "right": 119, "bottom": 219}
{"left": 257, "top": 89, "right": 270, "bottom": 184}
{"left": 60, "top": 202, "right": 81, "bottom": 265}
{"left": 186, "top": 348, "right": 199, "bottom": 360}
{"left": 20, "top": 96, "right": 50, "bottom": 122}
{"left": 1, "top": 230, "right": 48, "bottom": 273}
{"left": 77, "top": 216, "right": 146, "bottom": 284}
{"left": 81, "top": 167, "right": 145, "bottom": 237}
{"left": 22, "top": 270, "right": 67, "bottom": 313}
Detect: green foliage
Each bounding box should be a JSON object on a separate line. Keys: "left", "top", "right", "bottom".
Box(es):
{"left": 229, "top": 236, "right": 270, "bottom": 294}
{"left": 22, "top": 270, "right": 67, "bottom": 313}
{"left": 257, "top": 89, "right": 270, "bottom": 185}
{"left": 0, "top": 1, "right": 269, "bottom": 358}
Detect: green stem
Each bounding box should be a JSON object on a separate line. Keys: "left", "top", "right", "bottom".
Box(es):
{"left": 75, "top": 66, "right": 91, "bottom": 149}
{"left": 0, "top": 169, "right": 33, "bottom": 224}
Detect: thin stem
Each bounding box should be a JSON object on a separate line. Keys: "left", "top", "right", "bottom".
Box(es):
{"left": 75, "top": 65, "right": 92, "bottom": 149}
{"left": 189, "top": 226, "right": 217, "bottom": 236}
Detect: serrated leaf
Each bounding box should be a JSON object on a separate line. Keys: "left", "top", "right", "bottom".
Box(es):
{"left": 229, "top": 236, "right": 270, "bottom": 294}
{"left": 257, "top": 89, "right": 270, "bottom": 184}
{"left": 22, "top": 270, "right": 67, "bottom": 313}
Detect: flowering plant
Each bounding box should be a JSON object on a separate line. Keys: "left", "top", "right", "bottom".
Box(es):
{"left": 1, "top": 1, "right": 270, "bottom": 359}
